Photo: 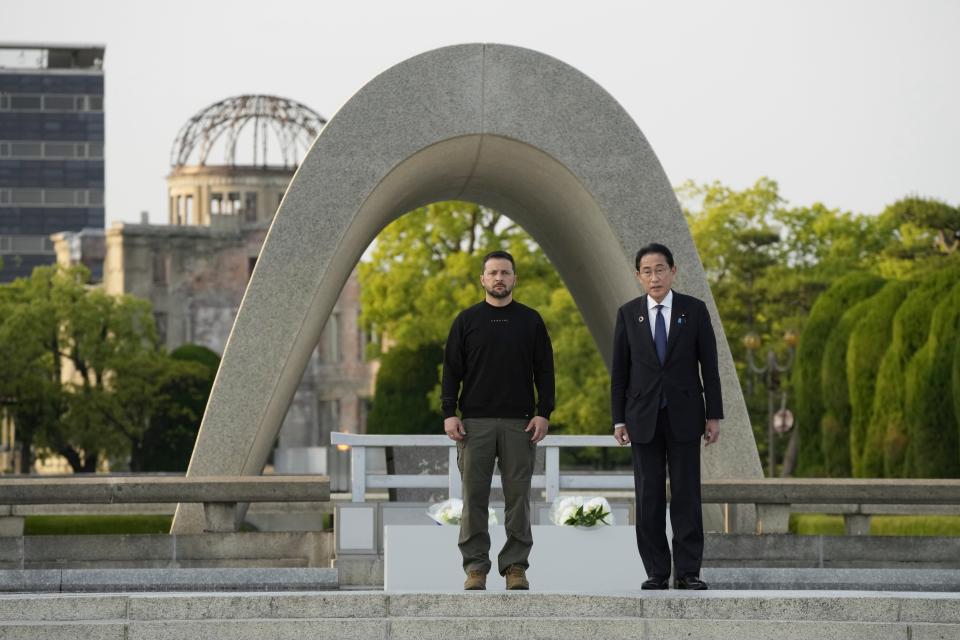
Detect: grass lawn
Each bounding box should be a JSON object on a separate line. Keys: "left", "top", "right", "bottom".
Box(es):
{"left": 23, "top": 513, "right": 333, "bottom": 535}
{"left": 24, "top": 515, "right": 174, "bottom": 535}
{"left": 790, "top": 513, "right": 960, "bottom": 536}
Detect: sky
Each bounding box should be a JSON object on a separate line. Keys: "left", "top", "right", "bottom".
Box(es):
{"left": 2, "top": 0, "right": 958, "bottom": 225}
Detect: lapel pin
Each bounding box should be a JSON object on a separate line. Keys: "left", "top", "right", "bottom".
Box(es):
{"left": 677, "top": 314, "right": 687, "bottom": 326}
{"left": 638, "top": 315, "right": 645, "bottom": 324}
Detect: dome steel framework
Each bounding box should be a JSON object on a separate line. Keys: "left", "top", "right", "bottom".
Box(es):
{"left": 170, "top": 95, "right": 327, "bottom": 168}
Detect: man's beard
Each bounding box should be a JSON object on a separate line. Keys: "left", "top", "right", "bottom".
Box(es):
{"left": 485, "top": 283, "right": 513, "bottom": 299}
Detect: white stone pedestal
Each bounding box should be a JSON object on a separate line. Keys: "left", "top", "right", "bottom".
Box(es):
{"left": 384, "top": 525, "right": 647, "bottom": 592}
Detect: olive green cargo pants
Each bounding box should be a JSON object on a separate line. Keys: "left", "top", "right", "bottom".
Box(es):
{"left": 457, "top": 417, "right": 536, "bottom": 576}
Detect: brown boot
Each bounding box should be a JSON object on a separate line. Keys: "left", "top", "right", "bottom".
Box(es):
{"left": 464, "top": 569, "right": 487, "bottom": 590}
{"left": 505, "top": 564, "right": 529, "bottom": 590}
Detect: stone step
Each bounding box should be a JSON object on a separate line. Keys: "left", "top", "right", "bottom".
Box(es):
{"left": 6, "top": 617, "right": 958, "bottom": 640}
{"left": 0, "top": 567, "right": 338, "bottom": 593}
{"left": 0, "top": 591, "right": 958, "bottom": 640}
{"left": 705, "top": 567, "right": 960, "bottom": 591}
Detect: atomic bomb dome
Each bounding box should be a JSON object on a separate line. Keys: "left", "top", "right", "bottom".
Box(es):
{"left": 166, "top": 95, "right": 327, "bottom": 226}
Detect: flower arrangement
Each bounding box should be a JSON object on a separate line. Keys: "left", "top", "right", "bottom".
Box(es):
{"left": 550, "top": 496, "right": 614, "bottom": 528}
{"left": 426, "top": 499, "right": 498, "bottom": 526}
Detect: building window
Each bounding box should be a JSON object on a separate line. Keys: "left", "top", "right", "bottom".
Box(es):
{"left": 153, "top": 253, "right": 168, "bottom": 286}
{"left": 210, "top": 193, "right": 223, "bottom": 215}
{"left": 227, "top": 192, "right": 241, "bottom": 215}
{"left": 317, "top": 399, "right": 340, "bottom": 446}
{"left": 244, "top": 192, "right": 258, "bottom": 222}
{"left": 324, "top": 313, "right": 342, "bottom": 363}
{"left": 154, "top": 312, "right": 168, "bottom": 345}
{"left": 184, "top": 195, "right": 193, "bottom": 225}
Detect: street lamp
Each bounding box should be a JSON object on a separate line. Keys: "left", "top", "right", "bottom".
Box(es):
{"left": 743, "top": 330, "right": 798, "bottom": 477}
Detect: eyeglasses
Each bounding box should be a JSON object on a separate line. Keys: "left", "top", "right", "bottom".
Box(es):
{"left": 638, "top": 266, "right": 670, "bottom": 280}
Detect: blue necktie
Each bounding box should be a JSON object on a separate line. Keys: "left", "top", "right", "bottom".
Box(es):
{"left": 655, "top": 305, "right": 667, "bottom": 408}
{"left": 654, "top": 304, "right": 667, "bottom": 365}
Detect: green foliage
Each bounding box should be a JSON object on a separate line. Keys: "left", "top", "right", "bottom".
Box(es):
{"left": 360, "top": 201, "right": 610, "bottom": 436}
{"left": 874, "top": 197, "right": 960, "bottom": 277}
{"left": 367, "top": 344, "right": 444, "bottom": 435}
{"left": 903, "top": 281, "right": 960, "bottom": 477}
{"left": 134, "top": 344, "right": 219, "bottom": 471}
{"left": 789, "top": 513, "right": 960, "bottom": 536}
{"left": 682, "top": 179, "right": 889, "bottom": 471}
{"left": 820, "top": 290, "right": 884, "bottom": 477}
{"left": 870, "top": 266, "right": 960, "bottom": 477}
{"left": 955, "top": 330, "right": 960, "bottom": 460}
{"left": 846, "top": 280, "right": 910, "bottom": 476}
{"left": 0, "top": 266, "right": 215, "bottom": 472}
{"left": 793, "top": 272, "right": 884, "bottom": 475}
{"left": 24, "top": 515, "right": 173, "bottom": 535}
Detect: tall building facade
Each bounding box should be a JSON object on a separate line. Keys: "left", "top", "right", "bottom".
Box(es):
{"left": 0, "top": 43, "right": 104, "bottom": 282}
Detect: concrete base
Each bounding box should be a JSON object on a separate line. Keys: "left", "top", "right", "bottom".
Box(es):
{"left": 384, "top": 525, "right": 645, "bottom": 591}
{"left": 0, "top": 591, "right": 958, "bottom": 639}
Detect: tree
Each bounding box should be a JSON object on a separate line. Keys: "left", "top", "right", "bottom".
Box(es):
{"left": 134, "top": 345, "right": 219, "bottom": 471}
{"left": 869, "top": 266, "right": 960, "bottom": 477}
{"left": 845, "top": 280, "right": 910, "bottom": 476}
{"left": 903, "top": 281, "right": 960, "bottom": 477}
{"left": 367, "top": 344, "right": 443, "bottom": 435}
{"left": 820, "top": 293, "right": 883, "bottom": 477}
{"left": 681, "top": 178, "right": 886, "bottom": 471}
{"left": 792, "top": 272, "right": 884, "bottom": 475}
{"left": 0, "top": 265, "right": 211, "bottom": 472}
{"left": 360, "top": 201, "right": 610, "bottom": 436}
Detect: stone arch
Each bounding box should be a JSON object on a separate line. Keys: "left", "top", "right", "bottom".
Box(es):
{"left": 172, "top": 44, "right": 761, "bottom": 533}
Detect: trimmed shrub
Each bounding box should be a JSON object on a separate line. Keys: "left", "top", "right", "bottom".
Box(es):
{"left": 820, "top": 293, "right": 883, "bottom": 477}
{"left": 793, "top": 272, "right": 884, "bottom": 475}
{"left": 871, "top": 266, "right": 960, "bottom": 477}
{"left": 367, "top": 344, "right": 443, "bottom": 435}
{"left": 904, "top": 281, "right": 960, "bottom": 477}
{"left": 954, "top": 331, "right": 960, "bottom": 468}
{"left": 847, "top": 280, "right": 910, "bottom": 477}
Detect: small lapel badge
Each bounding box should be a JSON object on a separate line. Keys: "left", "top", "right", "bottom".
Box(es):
{"left": 638, "top": 315, "right": 645, "bottom": 324}
{"left": 677, "top": 314, "right": 688, "bottom": 326}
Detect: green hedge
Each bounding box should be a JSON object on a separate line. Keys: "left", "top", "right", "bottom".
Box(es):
{"left": 904, "top": 281, "right": 960, "bottom": 477}
{"left": 793, "top": 272, "right": 884, "bottom": 475}
{"left": 366, "top": 344, "right": 443, "bottom": 435}
{"left": 820, "top": 293, "right": 882, "bottom": 477}
{"left": 955, "top": 327, "right": 960, "bottom": 465}
{"left": 846, "top": 280, "right": 910, "bottom": 476}
{"left": 871, "top": 267, "right": 960, "bottom": 477}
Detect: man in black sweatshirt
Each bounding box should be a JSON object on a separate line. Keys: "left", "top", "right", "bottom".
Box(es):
{"left": 441, "top": 250, "right": 555, "bottom": 591}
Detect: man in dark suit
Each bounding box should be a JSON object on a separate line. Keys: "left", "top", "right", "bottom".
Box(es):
{"left": 610, "top": 242, "right": 722, "bottom": 590}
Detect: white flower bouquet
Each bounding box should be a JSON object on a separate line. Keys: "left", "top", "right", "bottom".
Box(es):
{"left": 426, "top": 499, "right": 498, "bottom": 526}
{"left": 550, "top": 496, "right": 614, "bottom": 528}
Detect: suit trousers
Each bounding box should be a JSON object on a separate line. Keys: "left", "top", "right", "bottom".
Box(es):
{"left": 457, "top": 417, "right": 536, "bottom": 575}
{"left": 631, "top": 407, "right": 704, "bottom": 579}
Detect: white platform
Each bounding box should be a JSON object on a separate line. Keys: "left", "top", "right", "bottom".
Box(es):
{"left": 384, "top": 524, "right": 648, "bottom": 591}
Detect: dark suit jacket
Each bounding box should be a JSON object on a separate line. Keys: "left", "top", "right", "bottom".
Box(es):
{"left": 610, "top": 291, "right": 723, "bottom": 444}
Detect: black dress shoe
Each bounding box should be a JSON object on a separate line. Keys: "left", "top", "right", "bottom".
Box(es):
{"left": 674, "top": 576, "right": 708, "bottom": 590}
{"left": 641, "top": 576, "right": 670, "bottom": 590}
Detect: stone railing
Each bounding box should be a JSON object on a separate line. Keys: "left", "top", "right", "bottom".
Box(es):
{"left": 330, "top": 433, "right": 960, "bottom": 536}
{"left": 0, "top": 475, "right": 330, "bottom": 536}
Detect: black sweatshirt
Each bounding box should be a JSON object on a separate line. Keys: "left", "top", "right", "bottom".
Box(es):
{"left": 441, "top": 300, "right": 555, "bottom": 420}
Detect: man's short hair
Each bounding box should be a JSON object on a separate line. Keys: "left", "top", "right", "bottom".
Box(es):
{"left": 635, "top": 243, "right": 675, "bottom": 271}
{"left": 481, "top": 250, "right": 516, "bottom": 272}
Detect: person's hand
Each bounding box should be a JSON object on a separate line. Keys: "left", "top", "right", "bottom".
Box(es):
{"left": 704, "top": 419, "right": 720, "bottom": 446}
{"left": 444, "top": 416, "right": 466, "bottom": 441}
{"left": 525, "top": 416, "right": 549, "bottom": 444}
{"left": 614, "top": 426, "right": 630, "bottom": 445}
